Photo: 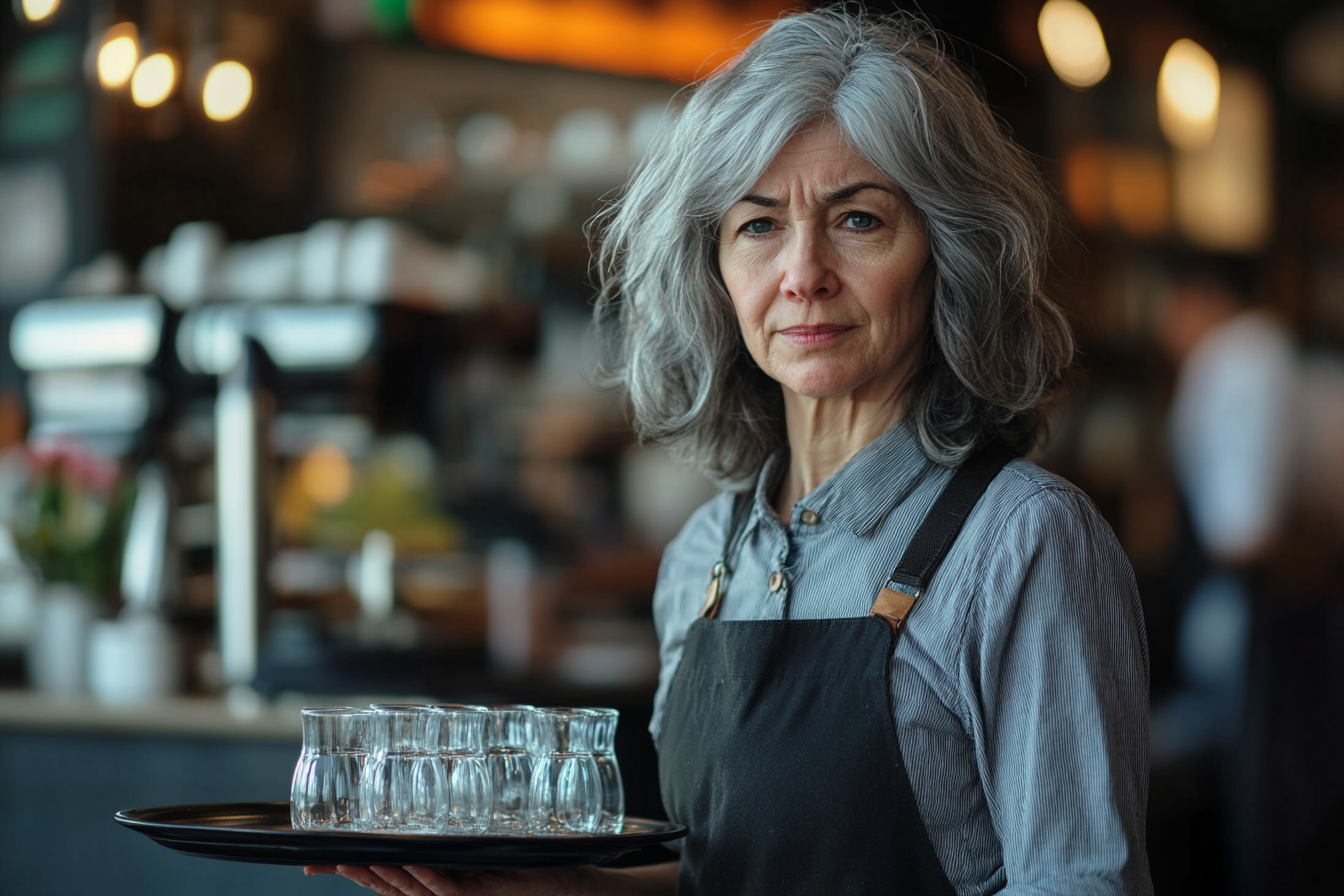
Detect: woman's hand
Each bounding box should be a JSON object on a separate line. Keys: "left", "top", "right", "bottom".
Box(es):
{"left": 303, "top": 861, "right": 677, "bottom": 896}
{"left": 303, "top": 864, "right": 593, "bottom": 896}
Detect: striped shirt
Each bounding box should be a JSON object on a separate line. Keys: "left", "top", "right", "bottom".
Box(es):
{"left": 650, "top": 420, "right": 1153, "bottom": 896}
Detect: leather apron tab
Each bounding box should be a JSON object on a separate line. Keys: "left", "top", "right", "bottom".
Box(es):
{"left": 869, "top": 585, "right": 920, "bottom": 632}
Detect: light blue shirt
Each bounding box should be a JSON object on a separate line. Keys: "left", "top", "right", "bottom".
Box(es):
{"left": 651, "top": 420, "right": 1153, "bottom": 896}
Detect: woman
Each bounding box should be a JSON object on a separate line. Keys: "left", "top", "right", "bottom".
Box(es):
{"left": 317, "top": 7, "right": 1152, "bottom": 895}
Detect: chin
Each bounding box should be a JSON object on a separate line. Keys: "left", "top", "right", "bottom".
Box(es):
{"left": 777, "top": 358, "right": 915, "bottom": 405}
{"left": 781, "top": 371, "right": 868, "bottom": 400}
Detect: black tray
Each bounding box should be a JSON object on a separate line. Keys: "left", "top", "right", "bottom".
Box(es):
{"left": 115, "top": 801, "right": 685, "bottom": 869}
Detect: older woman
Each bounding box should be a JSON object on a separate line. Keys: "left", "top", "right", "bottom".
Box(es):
{"left": 321, "top": 7, "right": 1151, "bottom": 896}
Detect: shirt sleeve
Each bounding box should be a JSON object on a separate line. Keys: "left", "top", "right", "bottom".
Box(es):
{"left": 961, "top": 486, "right": 1152, "bottom": 896}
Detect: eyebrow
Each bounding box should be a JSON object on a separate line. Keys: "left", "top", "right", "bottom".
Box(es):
{"left": 824, "top": 181, "right": 892, "bottom": 202}
{"left": 736, "top": 181, "right": 894, "bottom": 208}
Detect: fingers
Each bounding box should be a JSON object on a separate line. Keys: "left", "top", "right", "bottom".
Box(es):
{"left": 336, "top": 864, "right": 434, "bottom": 896}
{"left": 332, "top": 864, "right": 590, "bottom": 896}
{"left": 305, "top": 865, "right": 339, "bottom": 875}
{"left": 373, "top": 866, "right": 438, "bottom": 895}
{"left": 407, "top": 866, "right": 470, "bottom": 895}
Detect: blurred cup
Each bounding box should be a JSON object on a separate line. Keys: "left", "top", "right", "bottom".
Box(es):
{"left": 160, "top": 222, "right": 225, "bottom": 310}
{"left": 297, "top": 220, "right": 350, "bottom": 302}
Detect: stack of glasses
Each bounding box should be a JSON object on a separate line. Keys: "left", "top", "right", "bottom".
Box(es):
{"left": 290, "top": 704, "right": 626, "bottom": 836}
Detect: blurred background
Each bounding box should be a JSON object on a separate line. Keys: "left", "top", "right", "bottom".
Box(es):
{"left": 0, "top": 0, "right": 1341, "bottom": 893}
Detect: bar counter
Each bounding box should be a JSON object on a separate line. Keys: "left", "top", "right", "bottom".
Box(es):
{"left": 0, "top": 688, "right": 305, "bottom": 740}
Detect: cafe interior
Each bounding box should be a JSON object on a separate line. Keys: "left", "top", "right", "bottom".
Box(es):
{"left": 1, "top": 0, "right": 1342, "bottom": 893}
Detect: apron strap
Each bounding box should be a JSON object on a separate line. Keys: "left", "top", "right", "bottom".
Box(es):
{"left": 870, "top": 442, "right": 1017, "bottom": 632}
{"left": 699, "top": 491, "right": 753, "bottom": 620}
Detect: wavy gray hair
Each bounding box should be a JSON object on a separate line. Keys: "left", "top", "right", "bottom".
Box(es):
{"left": 592, "top": 7, "right": 1074, "bottom": 488}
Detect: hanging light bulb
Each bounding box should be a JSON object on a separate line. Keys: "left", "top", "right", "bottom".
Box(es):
{"left": 131, "top": 52, "right": 177, "bottom": 107}
{"left": 202, "top": 60, "right": 252, "bottom": 121}
{"left": 1158, "top": 39, "right": 1221, "bottom": 150}
{"left": 96, "top": 22, "right": 140, "bottom": 89}
{"left": 1037, "top": 0, "right": 1111, "bottom": 88}
{"left": 17, "top": 0, "right": 61, "bottom": 24}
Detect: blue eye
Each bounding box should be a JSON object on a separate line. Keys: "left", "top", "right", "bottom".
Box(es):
{"left": 743, "top": 219, "right": 774, "bottom": 235}
{"left": 844, "top": 212, "right": 877, "bottom": 229}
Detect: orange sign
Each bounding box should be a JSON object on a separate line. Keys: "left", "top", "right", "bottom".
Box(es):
{"left": 414, "top": 0, "right": 797, "bottom": 82}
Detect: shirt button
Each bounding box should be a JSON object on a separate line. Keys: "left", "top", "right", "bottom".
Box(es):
{"left": 800, "top": 508, "right": 820, "bottom": 525}
{"left": 768, "top": 571, "right": 785, "bottom": 592}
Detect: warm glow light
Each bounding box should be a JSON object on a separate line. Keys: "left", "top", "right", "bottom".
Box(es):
{"left": 414, "top": 0, "right": 791, "bottom": 82}
{"left": 1107, "top": 148, "right": 1170, "bottom": 238}
{"left": 1173, "top": 67, "right": 1272, "bottom": 252}
{"left": 96, "top": 24, "right": 139, "bottom": 89}
{"left": 1062, "top": 142, "right": 1171, "bottom": 238}
{"left": 1063, "top": 143, "right": 1109, "bottom": 229}
{"left": 202, "top": 61, "right": 252, "bottom": 121}
{"left": 298, "top": 443, "right": 353, "bottom": 507}
{"left": 1159, "top": 39, "right": 1220, "bottom": 150}
{"left": 20, "top": 0, "right": 60, "bottom": 23}
{"left": 1037, "top": 0, "right": 1110, "bottom": 88}
{"left": 131, "top": 53, "right": 176, "bottom": 107}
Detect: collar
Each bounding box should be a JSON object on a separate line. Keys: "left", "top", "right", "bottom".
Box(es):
{"left": 751, "top": 418, "right": 939, "bottom": 538}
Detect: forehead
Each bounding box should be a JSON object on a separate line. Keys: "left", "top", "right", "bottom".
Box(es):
{"left": 750, "top": 121, "right": 891, "bottom": 192}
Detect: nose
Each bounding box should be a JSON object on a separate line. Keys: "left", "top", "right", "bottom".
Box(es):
{"left": 779, "top": 229, "right": 839, "bottom": 301}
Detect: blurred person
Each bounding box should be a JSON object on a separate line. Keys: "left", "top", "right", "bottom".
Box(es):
{"left": 1153, "top": 269, "right": 1297, "bottom": 759}
{"left": 312, "top": 8, "right": 1152, "bottom": 895}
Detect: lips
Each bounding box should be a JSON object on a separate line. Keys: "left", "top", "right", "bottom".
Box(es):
{"left": 778, "top": 324, "right": 853, "bottom": 346}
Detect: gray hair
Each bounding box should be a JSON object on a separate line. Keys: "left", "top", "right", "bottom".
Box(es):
{"left": 592, "top": 7, "right": 1074, "bottom": 488}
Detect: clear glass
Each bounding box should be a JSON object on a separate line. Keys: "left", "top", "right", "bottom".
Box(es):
{"left": 363, "top": 704, "right": 442, "bottom": 833}
{"left": 580, "top": 707, "right": 625, "bottom": 833}
{"left": 485, "top": 705, "right": 537, "bottom": 833}
{"left": 429, "top": 706, "right": 492, "bottom": 834}
{"left": 529, "top": 708, "right": 601, "bottom": 835}
{"left": 290, "top": 707, "right": 370, "bottom": 831}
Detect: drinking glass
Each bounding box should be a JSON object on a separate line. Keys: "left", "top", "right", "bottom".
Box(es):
{"left": 529, "top": 707, "right": 601, "bottom": 835}
{"left": 363, "top": 704, "right": 442, "bottom": 833}
{"left": 580, "top": 708, "right": 625, "bottom": 833}
{"left": 429, "top": 706, "right": 492, "bottom": 834}
{"left": 290, "top": 707, "right": 370, "bottom": 831}
{"left": 485, "top": 705, "right": 537, "bottom": 833}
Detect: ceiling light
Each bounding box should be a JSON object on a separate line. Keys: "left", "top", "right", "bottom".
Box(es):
{"left": 131, "top": 53, "right": 177, "bottom": 108}
{"left": 1037, "top": 0, "right": 1110, "bottom": 88}
{"left": 96, "top": 23, "right": 139, "bottom": 89}
{"left": 1158, "top": 39, "right": 1220, "bottom": 150}
{"left": 202, "top": 61, "right": 252, "bottom": 122}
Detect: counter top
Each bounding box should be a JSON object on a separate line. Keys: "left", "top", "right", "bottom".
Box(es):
{"left": 0, "top": 689, "right": 376, "bottom": 742}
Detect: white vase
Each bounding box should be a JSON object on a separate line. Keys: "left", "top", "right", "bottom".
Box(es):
{"left": 26, "top": 584, "right": 98, "bottom": 695}
{"left": 88, "top": 610, "right": 180, "bottom": 705}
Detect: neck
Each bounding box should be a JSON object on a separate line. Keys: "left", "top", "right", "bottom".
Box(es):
{"left": 775, "top": 386, "right": 909, "bottom": 521}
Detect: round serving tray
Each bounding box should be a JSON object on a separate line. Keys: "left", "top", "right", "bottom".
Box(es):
{"left": 115, "top": 801, "right": 685, "bottom": 869}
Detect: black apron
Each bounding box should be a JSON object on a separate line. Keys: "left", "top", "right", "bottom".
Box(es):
{"left": 658, "top": 445, "right": 1013, "bottom": 896}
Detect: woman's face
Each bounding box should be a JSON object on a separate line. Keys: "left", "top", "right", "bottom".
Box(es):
{"left": 718, "top": 121, "right": 933, "bottom": 405}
